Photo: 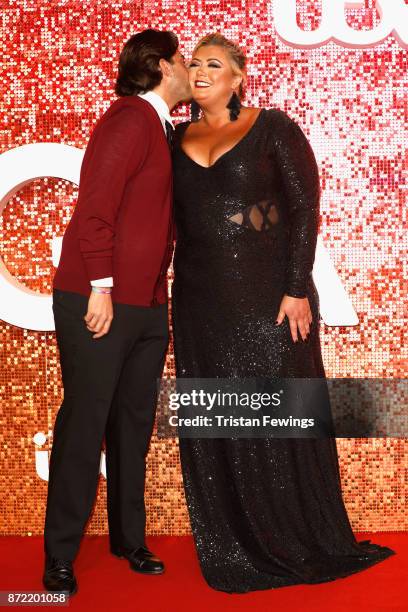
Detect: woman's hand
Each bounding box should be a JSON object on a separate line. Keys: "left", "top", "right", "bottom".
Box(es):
{"left": 84, "top": 292, "right": 114, "bottom": 338}
{"left": 275, "top": 295, "right": 312, "bottom": 342}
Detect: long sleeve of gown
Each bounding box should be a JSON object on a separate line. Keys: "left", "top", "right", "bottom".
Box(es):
{"left": 273, "top": 111, "right": 321, "bottom": 298}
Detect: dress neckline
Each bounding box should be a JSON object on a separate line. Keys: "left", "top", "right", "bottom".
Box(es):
{"left": 178, "top": 108, "right": 266, "bottom": 170}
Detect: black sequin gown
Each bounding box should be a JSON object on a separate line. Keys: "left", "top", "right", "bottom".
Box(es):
{"left": 171, "top": 108, "right": 395, "bottom": 593}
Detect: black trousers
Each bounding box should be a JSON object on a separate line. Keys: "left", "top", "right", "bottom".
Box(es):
{"left": 44, "top": 289, "right": 169, "bottom": 561}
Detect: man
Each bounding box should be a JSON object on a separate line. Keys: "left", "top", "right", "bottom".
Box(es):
{"left": 42, "top": 29, "right": 191, "bottom": 596}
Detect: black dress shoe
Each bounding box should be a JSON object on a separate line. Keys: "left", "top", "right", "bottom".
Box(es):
{"left": 42, "top": 557, "right": 78, "bottom": 596}
{"left": 111, "top": 545, "right": 164, "bottom": 574}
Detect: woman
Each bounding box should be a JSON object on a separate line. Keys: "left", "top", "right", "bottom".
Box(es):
{"left": 171, "top": 33, "right": 395, "bottom": 593}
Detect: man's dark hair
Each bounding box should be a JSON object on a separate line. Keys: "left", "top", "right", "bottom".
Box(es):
{"left": 115, "top": 29, "right": 179, "bottom": 96}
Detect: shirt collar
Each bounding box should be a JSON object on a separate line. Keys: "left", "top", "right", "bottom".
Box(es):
{"left": 138, "top": 90, "right": 174, "bottom": 130}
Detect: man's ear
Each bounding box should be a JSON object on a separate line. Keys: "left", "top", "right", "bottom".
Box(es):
{"left": 159, "top": 57, "right": 172, "bottom": 79}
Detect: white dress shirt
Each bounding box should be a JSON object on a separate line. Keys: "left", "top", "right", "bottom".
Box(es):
{"left": 90, "top": 90, "right": 174, "bottom": 288}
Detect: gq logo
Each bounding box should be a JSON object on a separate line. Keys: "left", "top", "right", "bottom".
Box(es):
{"left": 272, "top": 0, "right": 408, "bottom": 48}
{"left": 0, "top": 143, "right": 357, "bottom": 329}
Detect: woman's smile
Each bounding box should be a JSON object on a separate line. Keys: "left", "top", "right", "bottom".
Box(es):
{"left": 194, "top": 80, "right": 212, "bottom": 88}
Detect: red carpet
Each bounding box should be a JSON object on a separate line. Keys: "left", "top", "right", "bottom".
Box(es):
{"left": 0, "top": 533, "right": 405, "bottom": 611}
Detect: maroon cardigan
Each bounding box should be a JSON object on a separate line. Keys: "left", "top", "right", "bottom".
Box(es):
{"left": 53, "top": 95, "right": 174, "bottom": 306}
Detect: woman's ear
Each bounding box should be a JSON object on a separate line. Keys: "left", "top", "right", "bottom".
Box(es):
{"left": 240, "top": 69, "right": 247, "bottom": 91}
{"left": 232, "top": 75, "right": 242, "bottom": 90}
{"left": 232, "top": 69, "right": 246, "bottom": 92}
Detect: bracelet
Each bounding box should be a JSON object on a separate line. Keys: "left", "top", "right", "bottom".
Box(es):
{"left": 91, "top": 286, "right": 112, "bottom": 294}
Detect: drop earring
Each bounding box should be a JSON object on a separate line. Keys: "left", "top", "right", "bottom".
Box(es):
{"left": 226, "top": 92, "right": 241, "bottom": 121}
{"left": 190, "top": 99, "right": 201, "bottom": 122}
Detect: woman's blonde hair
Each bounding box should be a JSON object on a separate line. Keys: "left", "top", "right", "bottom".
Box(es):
{"left": 193, "top": 33, "right": 247, "bottom": 99}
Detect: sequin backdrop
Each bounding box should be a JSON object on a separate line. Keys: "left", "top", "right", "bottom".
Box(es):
{"left": 0, "top": 0, "right": 407, "bottom": 536}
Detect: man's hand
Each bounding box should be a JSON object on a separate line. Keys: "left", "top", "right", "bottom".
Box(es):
{"left": 84, "top": 292, "right": 114, "bottom": 338}
{"left": 275, "top": 295, "right": 312, "bottom": 342}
